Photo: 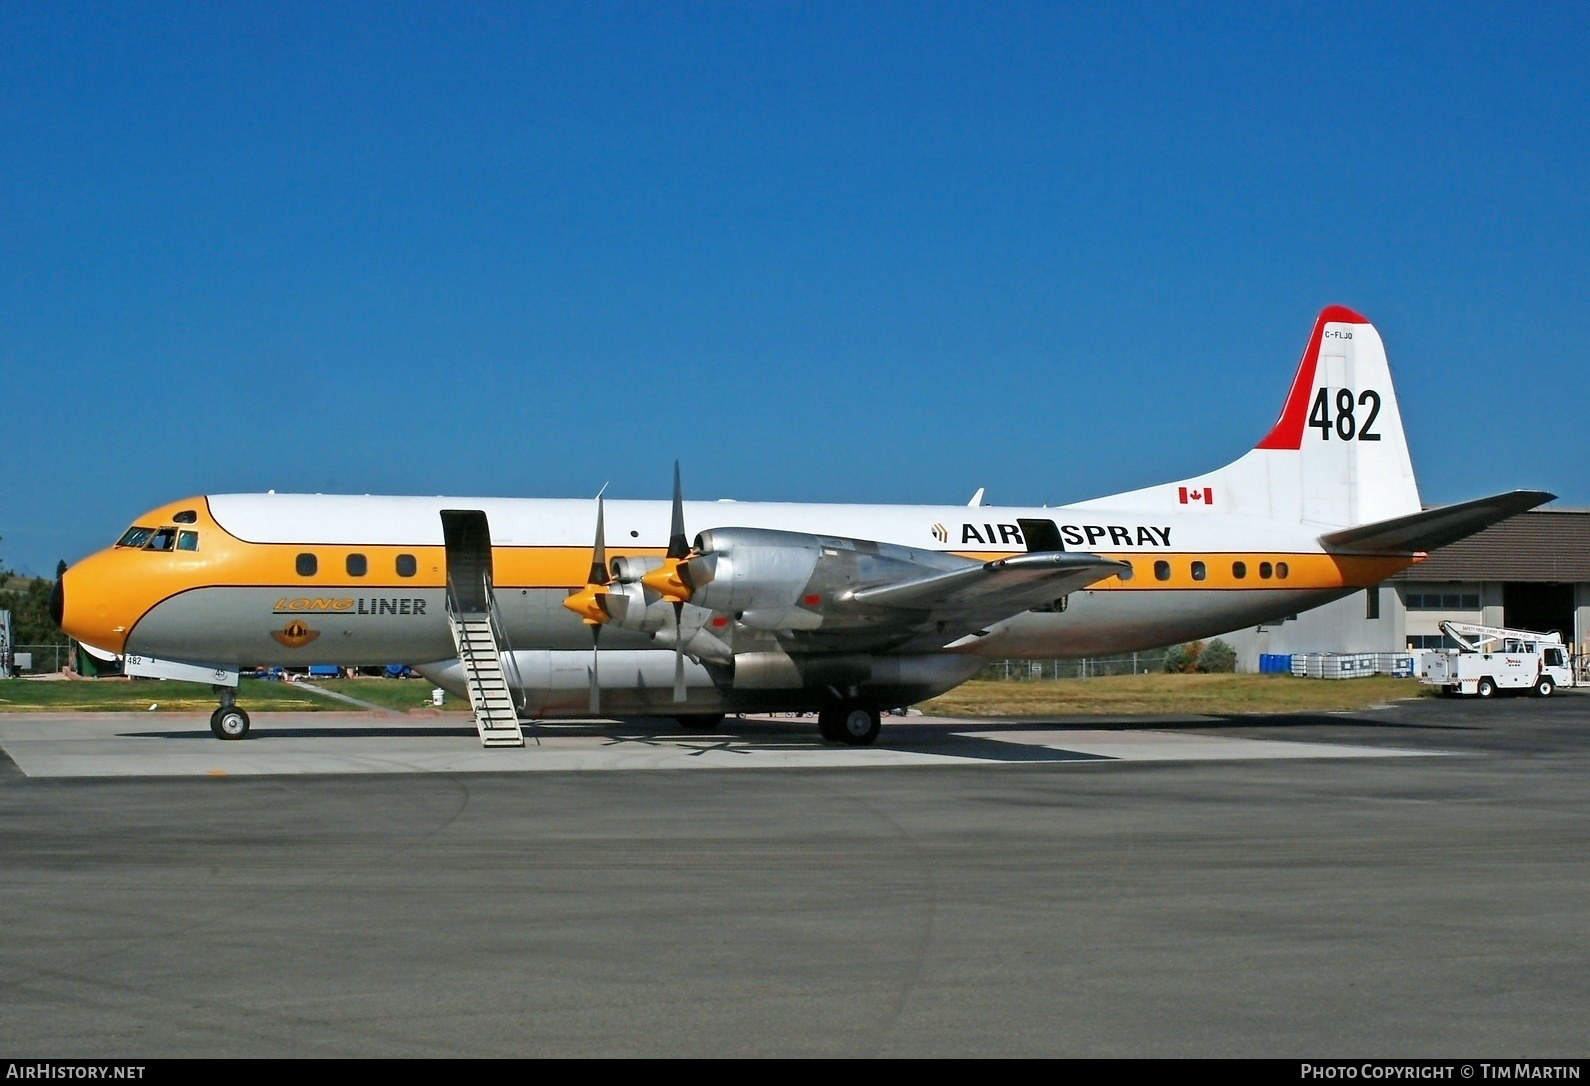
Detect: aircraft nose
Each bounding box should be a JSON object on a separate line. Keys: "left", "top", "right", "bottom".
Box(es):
{"left": 52, "top": 550, "right": 132, "bottom": 655}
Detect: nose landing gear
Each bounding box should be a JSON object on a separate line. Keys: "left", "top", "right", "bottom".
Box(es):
{"left": 210, "top": 686, "right": 250, "bottom": 740}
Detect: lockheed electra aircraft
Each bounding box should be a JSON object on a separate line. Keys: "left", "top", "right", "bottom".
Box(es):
{"left": 54, "top": 306, "right": 1550, "bottom": 746}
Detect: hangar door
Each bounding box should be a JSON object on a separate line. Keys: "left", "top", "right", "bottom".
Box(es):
{"left": 1502, "top": 583, "right": 1575, "bottom": 642}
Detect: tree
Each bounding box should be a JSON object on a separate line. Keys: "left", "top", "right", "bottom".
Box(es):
{"left": 1164, "top": 639, "right": 1237, "bottom": 673}
{"left": 0, "top": 551, "right": 70, "bottom": 646}
{"left": 1200, "top": 638, "right": 1237, "bottom": 673}
{"left": 1164, "top": 641, "right": 1203, "bottom": 673}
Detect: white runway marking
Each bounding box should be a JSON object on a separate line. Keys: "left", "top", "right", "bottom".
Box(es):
{"left": 0, "top": 712, "right": 1439, "bottom": 779}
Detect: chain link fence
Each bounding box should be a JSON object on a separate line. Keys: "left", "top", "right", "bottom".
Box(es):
{"left": 9, "top": 644, "right": 74, "bottom": 674}
{"left": 979, "top": 649, "right": 1172, "bottom": 681}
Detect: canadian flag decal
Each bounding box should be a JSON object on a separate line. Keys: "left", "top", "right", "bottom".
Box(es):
{"left": 1178, "top": 486, "right": 1213, "bottom": 505}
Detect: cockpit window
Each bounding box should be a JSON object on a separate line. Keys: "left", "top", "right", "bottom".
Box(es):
{"left": 117, "top": 527, "right": 156, "bottom": 548}
{"left": 147, "top": 528, "right": 177, "bottom": 552}
{"left": 176, "top": 531, "right": 199, "bottom": 552}
{"left": 173, "top": 510, "right": 197, "bottom": 524}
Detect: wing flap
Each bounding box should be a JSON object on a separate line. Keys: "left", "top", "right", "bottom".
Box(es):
{"left": 1319, "top": 490, "right": 1554, "bottom": 554}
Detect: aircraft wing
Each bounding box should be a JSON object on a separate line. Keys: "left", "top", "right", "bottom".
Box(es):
{"left": 595, "top": 524, "right": 1131, "bottom": 656}
{"left": 803, "top": 550, "right": 1128, "bottom": 654}
{"left": 1319, "top": 490, "right": 1554, "bottom": 554}
{"left": 843, "top": 551, "right": 1126, "bottom": 611}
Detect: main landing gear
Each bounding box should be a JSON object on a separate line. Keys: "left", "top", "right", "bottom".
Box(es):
{"left": 210, "top": 686, "right": 250, "bottom": 741}
{"left": 817, "top": 700, "right": 880, "bottom": 746}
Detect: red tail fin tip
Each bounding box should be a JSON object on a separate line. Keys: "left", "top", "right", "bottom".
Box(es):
{"left": 1256, "top": 306, "right": 1370, "bottom": 451}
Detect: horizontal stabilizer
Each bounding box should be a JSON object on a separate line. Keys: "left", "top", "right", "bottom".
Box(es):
{"left": 844, "top": 552, "right": 1126, "bottom": 611}
{"left": 1319, "top": 490, "right": 1555, "bottom": 554}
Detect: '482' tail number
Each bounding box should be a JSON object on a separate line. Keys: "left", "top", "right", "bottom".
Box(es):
{"left": 1309, "top": 388, "right": 1382, "bottom": 441}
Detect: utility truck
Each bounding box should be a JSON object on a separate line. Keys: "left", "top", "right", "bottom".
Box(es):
{"left": 1420, "top": 621, "right": 1575, "bottom": 698}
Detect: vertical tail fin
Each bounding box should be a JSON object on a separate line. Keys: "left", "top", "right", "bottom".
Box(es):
{"left": 1077, "top": 306, "right": 1422, "bottom": 528}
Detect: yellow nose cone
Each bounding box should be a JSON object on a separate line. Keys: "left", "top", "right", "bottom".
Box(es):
{"left": 56, "top": 549, "right": 130, "bottom": 655}
{"left": 562, "top": 585, "right": 608, "bottom": 625}
{"left": 640, "top": 558, "right": 690, "bottom": 603}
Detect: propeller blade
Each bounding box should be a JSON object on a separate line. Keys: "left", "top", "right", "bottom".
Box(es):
{"left": 589, "top": 497, "right": 609, "bottom": 586}
{"left": 562, "top": 495, "right": 614, "bottom": 623}
{"left": 589, "top": 624, "right": 601, "bottom": 714}
{"left": 672, "top": 601, "right": 686, "bottom": 703}
{"left": 591, "top": 497, "right": 609, "bottom": 714}
{"left": 667, "top": 461, "right": 689, "bottom": 560}
{"left": 641, "top": 462, "right": 694, "bottom": 604}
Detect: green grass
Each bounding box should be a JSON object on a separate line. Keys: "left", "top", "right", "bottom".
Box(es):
{"left": 921, "top": 673, "right": 1428, "bottom": 717}
{"left": 0, "top": 677, "right": 462, "bottom": 713}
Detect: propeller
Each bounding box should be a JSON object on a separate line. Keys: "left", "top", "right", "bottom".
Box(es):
{"left": 640, "top": 462, "right": 692, "bottom": 702}
{"left": 560, "top": 496, "right": 611, "bottom": 713}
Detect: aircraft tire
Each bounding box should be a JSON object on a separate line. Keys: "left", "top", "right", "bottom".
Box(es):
{"left": 836, "top": 704, "right": 881, "bottom": 747}
{"left": 210, "top": 706, "right": 250, "bottom": 740}
{"left": 1476, "top": 678, "right": 1497, "bottom": 699}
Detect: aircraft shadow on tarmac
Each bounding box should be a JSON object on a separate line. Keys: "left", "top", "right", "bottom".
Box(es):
{"left": 127, "top": 725, "right": 483, "bottom": 740}
{"left": 119, "top": 718, "right": 1115, "bottom": 763}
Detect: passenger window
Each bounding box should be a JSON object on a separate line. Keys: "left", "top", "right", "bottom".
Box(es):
{"left": 117, "top": 527, "right": 155, "bottom": 548}
{"left": 1191, "top": 561, "right": 1206, "bottom": 581}
{"left": 1276, "top": 562, "right": 1289, "bottom": 579}
{"left": 1259, "top": 561, "right": 1273, "bottom": 579}
{"left": 173, "top": 510, "right": 197, "bottom": 524}
{"left": 296, "top": 553, "right": 318, "bottom": 576}
{"left": 1116, "top": 561, "right": 1133, "bottom": 582}
{"left": 176, "top": 531, "right": 199, "bottom": 552}
{"left": 346, "top": 554, "right": 368, "bottom": 577}
{"left": 147, "top": 528, "right": 176, "bottom": 552}
{"left": 396, "top": 554, "right": 417, "bottom": 578}
{"left": 1154, "top": 560, "right": 1171, "bottom": 581}
{"left": 1232, "top": 561, "right": 1247, "bottom": 579}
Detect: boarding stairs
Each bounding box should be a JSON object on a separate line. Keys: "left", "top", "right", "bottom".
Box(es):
{"left": 441, "top": 509, "right": 526, "bottom": 748}
{"left": 448, "top": 612, "right": 525, "bottom": 747}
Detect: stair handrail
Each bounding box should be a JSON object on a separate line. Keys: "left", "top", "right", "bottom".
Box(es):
{"left": 443, "top": 576, "right": 494, "bottom": 714}
{"left": 480, "top": 570, "right": 531, "bottom": 720}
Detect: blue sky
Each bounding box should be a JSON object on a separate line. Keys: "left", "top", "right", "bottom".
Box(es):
{"left": 2, "top": 2, "right": 1586, "bottom": 576}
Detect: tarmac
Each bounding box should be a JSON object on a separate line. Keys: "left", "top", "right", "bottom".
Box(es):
{"left": 1, "top": 691, "right": 1586, "bottom": 1057}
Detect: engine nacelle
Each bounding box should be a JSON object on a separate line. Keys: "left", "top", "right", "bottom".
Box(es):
{"left": 601, "top": 580, "right": 674, "bottom": 632}
{"left": 682, "top": 528, "right": 823, "bottom": 613}
{"left": 610, "top": 555, "right": 664, "bottom": 584}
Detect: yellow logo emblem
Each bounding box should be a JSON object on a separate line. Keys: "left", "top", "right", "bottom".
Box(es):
{"left": 271, "top": 620, "right": 321, "bottom": 649}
